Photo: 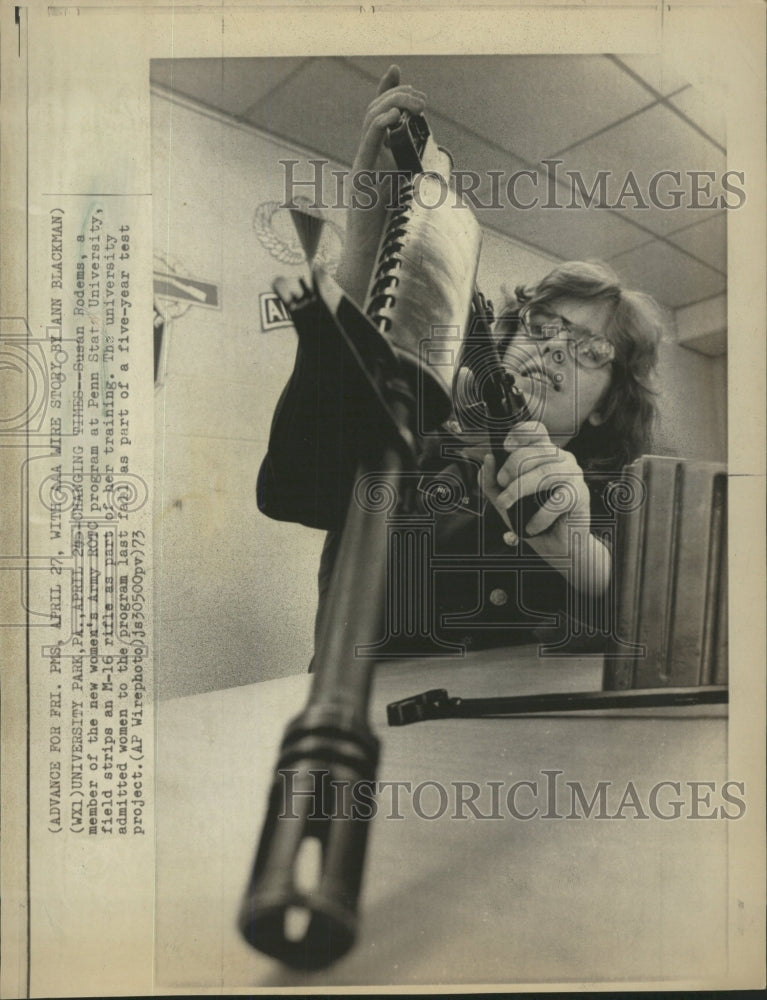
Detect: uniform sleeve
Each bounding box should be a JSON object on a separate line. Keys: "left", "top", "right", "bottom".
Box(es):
{"left": 256, "top": 336, "right": 359, "bottom": 532}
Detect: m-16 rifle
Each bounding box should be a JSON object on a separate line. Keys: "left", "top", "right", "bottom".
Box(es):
{"left": 239, "top": 110, "right": 536, "bottom": 969}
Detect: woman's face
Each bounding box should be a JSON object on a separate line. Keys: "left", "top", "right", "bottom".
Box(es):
{"left": 502, "top": 295, "right": 615, "bottom": 443}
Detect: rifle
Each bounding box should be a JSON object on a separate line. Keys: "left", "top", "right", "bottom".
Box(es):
{"left": 239, "top": 111, "right": 483, "bottom": 969}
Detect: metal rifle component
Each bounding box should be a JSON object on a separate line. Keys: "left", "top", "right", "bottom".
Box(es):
{"left": 365, "top": 114, "right": 481, "bottom": 420}
{"left": 387, "top": 685, "right": 729, "bottom": 725}
{"left": 386, "top": 110, "right": 453, "bottom": 177}
{"left": 454, "top": 292, "right": 554, "bottom": 538}
{"left": 244, "top": 109, "right": 482, "bottom": 969}
{"left": 287, "top": 202, "right": 326, "bottom": 263}
{"left": 240, "top": 269, "right": 431, "bottom": 968}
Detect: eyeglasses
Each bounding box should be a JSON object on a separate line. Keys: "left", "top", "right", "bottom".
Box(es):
{"left": 517, "top": 304, "right": 616, "bottom": 370}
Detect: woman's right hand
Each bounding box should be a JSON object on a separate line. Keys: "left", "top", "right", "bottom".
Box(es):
{"left": 335, "top": 65, "right": 426, "bottom": 304}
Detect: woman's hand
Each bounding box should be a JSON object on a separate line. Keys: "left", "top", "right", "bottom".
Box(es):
{"left": 479, "top": 420, "right": 611, "bottom": 595}
{"left": 335, "top": 65, "right": 426, "bottom": 304}
{"left": 481, "top": 420, "right": 591, "bottom": 543}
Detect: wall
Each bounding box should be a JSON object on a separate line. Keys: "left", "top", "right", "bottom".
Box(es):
{"left": 152, "top": 91, "right": 727, "bottom": 699}
{"left": 152, "top": 93, "right": 327, "bottom": 698}
{"left": 654, "top": 340, "right": 726, "bottom": 461}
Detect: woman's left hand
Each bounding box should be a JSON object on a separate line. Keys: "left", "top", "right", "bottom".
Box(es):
{"left": 479, "top": 420, "right": 592, "bottom": 560}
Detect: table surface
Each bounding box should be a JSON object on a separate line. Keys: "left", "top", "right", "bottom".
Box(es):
{"left": 155, "top": 645, "right": 729, "bottom": 991}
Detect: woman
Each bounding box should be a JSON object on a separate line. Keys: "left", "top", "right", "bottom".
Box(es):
{"left": 258, "top": 65, "right": 667, "bottom": 655}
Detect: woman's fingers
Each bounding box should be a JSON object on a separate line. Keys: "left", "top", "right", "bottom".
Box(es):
{"left": 479, "top": 456, "right": 511, "bottom": 522}
{"left": 523, "top": 491, "right": 575, "bottom": 537}
{"left": 495, "top": 464, "right": 577, "bottom": 515}
{"left": 496, "top": 445, "right": 560, "bottom": 489}
{"left": 354, "top": 107, "right": 402, "bottom": 172}
{"left": 355, "top": 87, "right": 426, "bottom": 172}
{"left": 503, "top": 420, "right": 551, "bottom": 451}
{"left": 362, "top": 85, "right": 426, "bottom": 132}
{"left": 376, "top": 63, "right": 400, "bottom": 96}
{"left": 482, "top": 456, "right": 574, "bottom": 543}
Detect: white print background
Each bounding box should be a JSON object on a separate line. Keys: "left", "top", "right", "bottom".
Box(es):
{"left": 0, "top": 2, "right": 764, "bottom": 997}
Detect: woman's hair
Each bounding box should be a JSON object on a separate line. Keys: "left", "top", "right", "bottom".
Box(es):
{"left": 495, "top": 260, "right": 668, "bottom": 475}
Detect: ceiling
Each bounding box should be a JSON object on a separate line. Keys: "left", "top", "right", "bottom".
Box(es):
{"left": 150, "top": 54, "right": 728, "bottom": 319}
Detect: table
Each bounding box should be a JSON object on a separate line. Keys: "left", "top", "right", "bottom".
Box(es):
{"left": 155, "top": 645, "right": 728, "bottom": 990}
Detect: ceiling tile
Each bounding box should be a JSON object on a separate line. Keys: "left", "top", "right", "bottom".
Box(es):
{"left": 152, "top": 56, "right": 725, "bottom": 311}
{"left": 344, "top": 54, "right": 660, "bottom": 163}
{"left": 611, "top": 54, "right": 691, "bottom": 96}
{"left": 237, "top": 54, "right": 667, "bottom": 269}
{"left": 665, "top": 213, "right": 726, "bottom": 271}
{"left": 497, "top": 202, "right": 658, "bottom": 263}
{"left": 667, "top": 86, "right": 726, "bottom": 149}
{"left": 558, "top": 103, "right": 727, "bottom": 238}
{"left": 150, "top": 57, "right": 307, "bottom": 117}
{"left": 474, "top": 181, "right": 658, "bottom": 263}
{"left": 245, "top": 59, "right": 375, "bottom": 163}
{"left": 416, "top": 109, "right": 652, "bottom": 262}
{"left": 607, "top": 239, "right": 726, "bottom": 309}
